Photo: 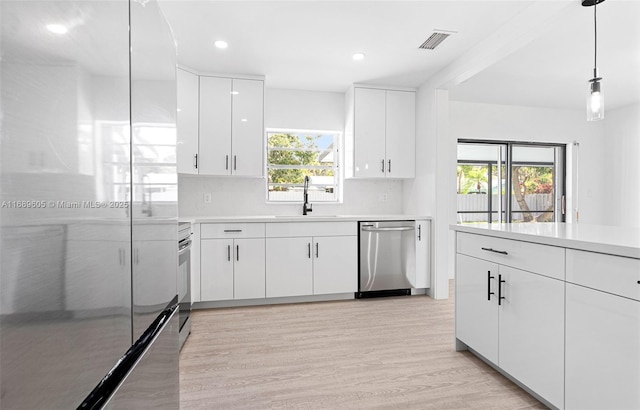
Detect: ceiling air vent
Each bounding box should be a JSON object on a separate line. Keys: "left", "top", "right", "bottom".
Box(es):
{"left": 419, "top": 30, "right": 455, "bottom": 50}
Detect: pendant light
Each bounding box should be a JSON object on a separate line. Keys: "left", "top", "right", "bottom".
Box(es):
{"left": 583, "top": 0, "right": 605, "bottom": 121}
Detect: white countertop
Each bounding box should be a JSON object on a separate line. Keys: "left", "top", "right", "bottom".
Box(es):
{"left": 181, "top": 214, "right": 431, "bottom": 224}
{"left": 451, "top": 223, "right": 640, "bottom": 259}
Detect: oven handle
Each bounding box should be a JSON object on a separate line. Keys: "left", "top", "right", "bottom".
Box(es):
{"left": 178, "top": 239, "right": 192, "bottom": 255}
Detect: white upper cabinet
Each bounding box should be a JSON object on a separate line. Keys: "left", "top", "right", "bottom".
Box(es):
{"left": 385, "top": 90, "right": 415, "bottom": 178}
{"left": 353, "top": 88, "right": 386, "bottom": 178}
{"left": 230, "top": 79, "right": 264, "bottom": 177}
{"left": 346, "top": 86, "right": 416, "bottom": 179}
{"left": 176, "top": 68, "right": 200, "bottom": 174}
{"left": 199, "top": 76, "right": 263, "bottom": 177}
{"left": 199, "top": 76, "right": 233, "bottom": 175}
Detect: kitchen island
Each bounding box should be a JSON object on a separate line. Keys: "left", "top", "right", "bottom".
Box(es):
{"left": 451, "top": 223, "right": 640, "bottom": 410}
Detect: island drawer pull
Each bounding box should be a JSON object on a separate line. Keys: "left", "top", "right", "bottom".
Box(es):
{"left": 482, "top": 247, "right": 508, "bottom": 255}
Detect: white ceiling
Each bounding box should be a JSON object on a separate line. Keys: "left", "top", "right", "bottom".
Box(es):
{"left": 449, "top": 0, "right": 640, "bottom": 111}
{"left": 159, "top": 1, "right": 533, "bottom": 91}
{"left": 160, "top": 0, "right": 640, "bottom": 112}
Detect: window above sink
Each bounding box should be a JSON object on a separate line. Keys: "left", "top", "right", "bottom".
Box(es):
{"left": 266, "top": 129, "right": 341, "bottom": 204}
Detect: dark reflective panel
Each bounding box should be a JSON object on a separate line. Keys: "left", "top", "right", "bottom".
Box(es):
{"left": 0, "top": 1, "right": 131, "bottom": 408}
{"left": 130, "top": 0, "right": 179, "bottom": 341}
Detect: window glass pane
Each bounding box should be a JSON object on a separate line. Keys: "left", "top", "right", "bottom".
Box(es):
{"left": 267, "top": 131, "right": 339, "bottom": 202}
{"left": 457, "top": 142, "right": 565, "bottom": 224}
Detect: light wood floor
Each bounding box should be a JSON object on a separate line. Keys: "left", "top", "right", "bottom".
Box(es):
{"left": 179, "top": 282, "right": 546, "bottom": 409}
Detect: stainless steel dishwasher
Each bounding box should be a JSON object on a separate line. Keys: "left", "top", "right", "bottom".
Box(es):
{"left": 357, "top": 220, "right": 416, "bottom": 298}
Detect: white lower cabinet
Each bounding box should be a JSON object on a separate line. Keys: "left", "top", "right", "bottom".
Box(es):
{"left": 201, "top": 238, "right": 266, "bottom": 301}
{"left": 265, "top": 237, "right": 313, "bottom": 298}
{"left": 313, "top": 236, "right": 358, "bottom": 295}
{"left": 456, "top": 233, "right": 565, "bottom": 409}
{"left": 498, "top": 266, "right": 564, "bottom": 409}
{"left": 455, "top": 254, "right": 499, "bottom": 363}
{"left": 265, "top": 222, "right": 358, "bottom": 298}
{"left": 201, "top": 239, "right": 234, "bottom": 301}
{"left": 565, "top": 284, "right": 640, "bottom": 410}
{"left": 565, "top": 249, "right": 640, "bottom": 410}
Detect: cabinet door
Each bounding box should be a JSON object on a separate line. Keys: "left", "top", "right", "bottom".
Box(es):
{"left": 455, "top": 254, "right": 499, "bottom": 364}
{"left": 385, "top": 90, "right": 415, "bottom": 178}
{"left": 266, "top": 237, "right": 313, "bottom": 298}
{"left": 176, "top": 68, "right": 199, "bottom": 174}
{"left": 233, "top": 238, "right": 266, "bottom": 300}
{"left": 414, "top": 220, "right": 430, "bottom": 288}
{"left": 200, "top": 239, "right": 234, "bottom": 301}
{"left": 353, "top": 87, "right": 386, "bottom": 178}
{"left": 313, "top": 236, "right": 357, "bottom": 295}
{"left": 231, "top": 79, "right": 263, "bottom": 177}
{"left": 199, "top": 76, "right": 232, "bottom": 175}
{"left": 499, "top": 266, "right": 564, "bottom": 409}
{"left": 566, "top": 283, "right": 640, "bottom": 410}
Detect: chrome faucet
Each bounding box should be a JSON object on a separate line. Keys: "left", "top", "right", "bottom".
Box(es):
{"left": 302, "top": 175, "right": 313, "bottom": 215}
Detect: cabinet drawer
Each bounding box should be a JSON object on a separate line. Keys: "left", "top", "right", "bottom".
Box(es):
{"left": 266, "top": 222, "right": 357, "bottom": 238}
{"left": 201, "top": 223, "right": 265, "bottom": 239}
{"left": 456, "top": 232, "right": 564, "bottom": 280}
{"left": 566, "top": 249, "right": 640, "bottom": 301}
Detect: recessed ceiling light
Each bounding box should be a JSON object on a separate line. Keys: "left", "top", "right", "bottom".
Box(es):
{"left": 214, "top": 40, "right": 228, "bottom": 49}
{"left": 352, "top": 52, "right": 366, "bottom": 61}
{"left": 46, "top": 24, "right": 68, "bottom": 35}
{"left": 230, "top": 91, "right": 239, "bottom": 95}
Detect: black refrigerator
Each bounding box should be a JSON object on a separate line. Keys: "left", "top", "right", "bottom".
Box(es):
{"left": 0, "top": 0, "right": 180, "bottom": 408}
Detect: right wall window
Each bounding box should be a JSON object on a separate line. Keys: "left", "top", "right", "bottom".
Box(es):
{"left": 457, "top": 140, "right": 566, "bottom": 224}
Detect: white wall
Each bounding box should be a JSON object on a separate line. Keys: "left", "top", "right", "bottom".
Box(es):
{"left": 178, "top": 88, "right": 405, "bottom": 217}
{"left": 449, "top": 101, "right": 607, "bottom": 226}
{"left": 603, "top": 103, "right": 640, "bottom": 228}
{"left": 403, "top": 87, "right": 453, "bottom": 299}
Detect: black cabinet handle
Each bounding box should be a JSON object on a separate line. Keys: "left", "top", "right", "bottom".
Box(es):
{"left": 381, "top": 159, "right": 385, "bottom": 173}
{"left": 388, "top": 159, "right": 391, "bottom": 173}
{"left": 308, "top": 243, "right": 311, "bottom": 258}
{"left": 315, "top": 242, "right": 319, "bottom": 258}
{"left": 225, "top": 155, "right": 229, "bottom": 170}
{"left": 418, "top": 224, "right": 422, "bottom": 241}
{"left": 236, "top": 245, "right": 239, "bottom": 261}
{"left": 227, "top": 245, "right": 230, "bottom": 261}
{"left": 482, "top": 247, "right": 508, "bottom": 255}
{"left": 194, "top": 153, "right": 198, "bottom": 169}
{"left": 234, "top": 155, "right": 237, "bottom": 171}
{"left": 224, "top": 229, "right": 242, "bottom": 233}
{"left": 498, "top": 274, "right": 506, "bottom": 306}
{"left": 487, "top": 271, "right": 495, "bottom": 301}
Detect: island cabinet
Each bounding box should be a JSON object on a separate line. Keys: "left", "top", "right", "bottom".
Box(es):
{"left": 455, "top": 232, "right": 565, "bottom": 409}
{"left": 265, "top": 222, "right": 357, "bottom": 298}
{"left": 565, "top": 249, "right": 640, "bottom": 410}
{"left": 200, "top": 223, "right": 266, "bottom": 301}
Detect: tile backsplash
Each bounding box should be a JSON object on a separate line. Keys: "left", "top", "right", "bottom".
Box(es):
{"left": 178, "top": 174, "right": 404, "bottom": 217}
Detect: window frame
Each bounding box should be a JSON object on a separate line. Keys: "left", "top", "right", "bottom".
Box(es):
{"left": 265, "top": 128, "right": 342, "bottom": 204}
{"left": 457, "top": 140, "right": 566, "bottom": 224}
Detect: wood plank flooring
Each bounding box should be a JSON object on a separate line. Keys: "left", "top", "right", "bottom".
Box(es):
{"left": 179, "top": 282, "right": 546, "bottom": 409}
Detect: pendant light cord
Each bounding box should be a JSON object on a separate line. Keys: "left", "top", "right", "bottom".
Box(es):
{"left": 594, "top": 0, "right": 598, "bottom": 70}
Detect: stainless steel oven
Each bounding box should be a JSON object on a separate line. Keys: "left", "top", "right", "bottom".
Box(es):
{"left": 178, "top": 222, "right": 192, "bottom": 349}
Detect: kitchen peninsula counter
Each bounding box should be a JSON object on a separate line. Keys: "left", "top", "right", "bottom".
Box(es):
{"left": 451, "top": 222, "right": 640, "bottom": 259}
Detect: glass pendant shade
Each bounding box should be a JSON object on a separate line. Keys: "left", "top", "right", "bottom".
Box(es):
{"left": 587, "top": 77, "right": 604, "bottom": 121}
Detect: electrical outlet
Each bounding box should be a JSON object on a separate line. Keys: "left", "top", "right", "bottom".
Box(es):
{"left": 203, "top": 193, "right": 212, "bottom": 203}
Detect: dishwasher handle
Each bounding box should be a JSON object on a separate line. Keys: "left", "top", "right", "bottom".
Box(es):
{"left": 361, "top": 226, "right": 415, "bottom": 232}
